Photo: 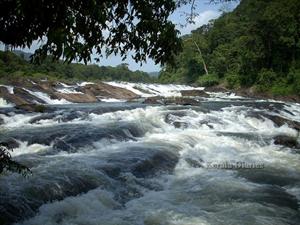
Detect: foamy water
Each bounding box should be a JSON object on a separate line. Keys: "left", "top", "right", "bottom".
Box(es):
{"left": 105, "top": 81, "right": 205, "bottom": 97}
{"left": 0, "top": 83, "right": 299, "bottom": 225}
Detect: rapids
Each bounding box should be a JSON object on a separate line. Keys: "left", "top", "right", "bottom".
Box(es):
{"left": 0, "top": 83, "right": 300, "bottom": 225}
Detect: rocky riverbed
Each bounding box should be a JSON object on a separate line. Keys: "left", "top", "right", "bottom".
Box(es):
{"left": 0, "top": 81, "right": 300, "bottom": 225}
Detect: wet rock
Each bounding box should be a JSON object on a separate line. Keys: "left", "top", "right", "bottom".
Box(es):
{"left": 165, "top": 97, "right": 200, "bottom": 106}
{"left": 29, "top": 114, "right": 56, "bottom": 124}
{"left": 79, "top": 82, "right": 138, "bottom": 100}
{"left": 0, "top": 138, "right": 20, "bottom": 149}
{"left": 143, "top": 96, "right": 165, "bottom": 104}
{"left": 132, "top": 150, "right": 179, "bottom": 178}
{"left": 0, "top": 117, "right": 4, "bottom": 125}
{"left": 15, "top": 104, "right": 47, "bottom": 113}
{"left": 54, "top": 92, "right": 97, "bottom": 103}
{"left": 102, "top": 166, "right": 121, "bottom": 178}
{"left": 52, "top": 139, "right": 75, "bottom": 152}
{"left": 238, "top": 168, "right": 300, "bottom": 187}
{"left": 164, "top": 112, "right": 189, "bottom": 128}
{"left": 172, "top": 121, "right": 189, "bottom": 128}
{"left": 143, "top": 97, "right": 200, "bottom": 106}
{"left": 13, "top": 87, "right": 46, "bottom": 104}
{"left": 133, "top": 85, "right": 153, "bottom": 94}
{"left": 180, "top": 90, "right": 209, "bottom": 97}
{"left": 274, "top": 135, "right": 300, "bottom": 149}
{"left": 264, "top": 114, "right": 300, "bottom": 131}
{"left": 185, "top": 158, "right": 204, "bottom": 168}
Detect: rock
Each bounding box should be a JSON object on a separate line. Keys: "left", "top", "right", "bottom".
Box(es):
{"left": 263, "top": 114, "right": 300, "bottom": 131}
{"left": 0, "top": 138, "right": 20, "bottom": 149}
{"left": 79, "top": 82, "right": 138, "bottom": 100}
{"left": 165, "top": 97, "right": 200, "bottom": 106}
{"left": 185, "top": 158, "right": 204, "bottom": 168}
{"left": 204, "top": 86, "right": 228, "bottom": 93}
{"left": 180, "top": 90, "right": 209, "bottom": 97}
{"left": 0, "top": 117, "right": 4, "bottom": 125}
{"left": 143, "top": 96, "right": 200, "bottom": 106}
{"left": 15, "top": 104, "right": 47, "bottom": 113}
{"left": 54, "top": 93, "right": 97, "bottom": 103}
{"left": 29, "top": 114, "right": 56, "bottom": 124}
{"left": 132, "top": 150, "right": 178, "bottom": 178}
{"left": 274, "top": 135, "right": 300, "bottom": 149}
{"left": 143, "top": 96, "right": 165, "bottom": 104}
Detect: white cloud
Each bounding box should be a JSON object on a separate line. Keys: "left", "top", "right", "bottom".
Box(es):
{"left": 178, "top": 10, "right": 221, "bottom": 35}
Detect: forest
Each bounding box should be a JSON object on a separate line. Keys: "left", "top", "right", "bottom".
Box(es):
{"left": 0, "top": 51, "right": 155, "bottom": 83}
{"left": 159, "top": 0, "right": 300, "bottom": 96}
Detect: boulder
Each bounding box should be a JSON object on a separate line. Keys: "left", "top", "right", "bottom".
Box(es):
{"left": 274, "top": 135, "right": 300, "bottom": 149}
{"left": 180, "top": 89, "right": 209, "bottom": 97}
{"left": 143, "top": 96, "right": 200, "bottom": 106}
{"left": 143, "top": 96, "right": 165, "bottom": 104}
{"left": 263, "top": 114, "right": 300, "bottom": 131}
{"left": 79, "top": 82, "right": 139, "bottom": 100}
{"left": 54, "top": 93, "right": 97, "bottom": 103}
{"left": 0, "top": 138, "right": 20, "bottom": 149}
{"left": 165, "top": 97, "right": 200, "bottom": 106}
{"left": 15, "top": 104, "right": 47, "bottom": 113}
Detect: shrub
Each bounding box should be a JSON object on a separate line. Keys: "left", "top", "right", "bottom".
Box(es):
{"left": 197, "top": 73, "right": 219, "bottom": 87}
{"left": 225, "top": 72, "right": 240, "bottom": 89}
{"left": 0, "top": 143, "right": 31, "bottom": 176}
{"left": 256, "top": 69, "right": 278, "bottom": 92}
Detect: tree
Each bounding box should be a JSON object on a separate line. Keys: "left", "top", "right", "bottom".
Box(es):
{"left": 0, "top": 0, "right": 182, "bottom": 65}
{"left": 0, "top": 143, "right": 31, "bottom": 176}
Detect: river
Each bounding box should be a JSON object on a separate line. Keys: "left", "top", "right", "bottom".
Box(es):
{"left": 0, "top": 82, "right": 300, "bottom": 225}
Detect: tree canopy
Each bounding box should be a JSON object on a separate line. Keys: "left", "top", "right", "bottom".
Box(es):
{"left": 159, "top": 0, "right": 300, "bottom": 96}
{"left": 0, "top": 0, "right": 182, "bottom": 64}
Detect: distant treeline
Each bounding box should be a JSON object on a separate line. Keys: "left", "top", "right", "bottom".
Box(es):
{"left": 0, "top": 51, "right": 156, "bottom": 83}
{"left": 159, "top": 0, "right": 300, "bottom": 96}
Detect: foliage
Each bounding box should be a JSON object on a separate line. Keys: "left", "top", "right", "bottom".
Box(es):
{"left": 0, "top": 143, "right": 31, "bottom": 176}
{"left": 225, "top": 72, "right": 240, "bottom": 89}
{"left": 159, "top": 0, "right": 300, "bottom": 96}
{"left": 197, "top": 73, "right": 219, "bottom": 87}
{"left": 0, "top": 0, "right": 182, "bottom": 65}
{"left": 0, "top": 51, "right": 156, "bottom": 83}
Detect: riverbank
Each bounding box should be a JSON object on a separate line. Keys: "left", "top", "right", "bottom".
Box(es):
{"left": 204, "top": 84, "right": 300, "bottom": 104}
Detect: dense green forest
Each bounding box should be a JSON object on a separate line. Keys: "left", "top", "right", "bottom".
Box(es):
{"left": 0, "top": 51, "right": 155, "bottom": 83}
{"left": 159, "top": 0, "right": 300, "bottom": 96}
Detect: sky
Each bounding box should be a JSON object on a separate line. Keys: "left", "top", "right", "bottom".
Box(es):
{"left": 0, "top": 1, "right": 238, "bottom": 72}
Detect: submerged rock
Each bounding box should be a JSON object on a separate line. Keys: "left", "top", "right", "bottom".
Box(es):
{"left": 185, "top": 158, "right": 204, "bottom": 168}
{"left": 274, "top": 135, "right": 300, "bottom": 149}
{"left": 143, "top": 96, "right": 200, "bottom": 106}
{"left": 132, "top": 150, "right": 179, "bottom": 178}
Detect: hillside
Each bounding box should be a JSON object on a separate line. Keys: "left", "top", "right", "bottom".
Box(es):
{"left": 0, "top": 51, "right": 155, "bottom": 84}
{"left": 159, "top": 0, "right": 300, "bottom": 97}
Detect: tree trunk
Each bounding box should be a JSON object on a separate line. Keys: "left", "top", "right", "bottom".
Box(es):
{"left": 193, "top": 40, "right": 209, "bottom": 75}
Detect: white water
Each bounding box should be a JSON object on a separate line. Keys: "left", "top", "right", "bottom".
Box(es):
{"left": 24, "top": 88, "right": 71, "bottom": 104}
{"left": 4, "top": 102, "right": 298, "bottom": 225}
{"left": 105, "top": 81, "right": 205, "bottom": 97}
{"left": 1, "top": 83, "right": 300, "bottom": 225}
{"left": 0, "top": 97, "right": 13, "bottom": 107}
{"left": 55, "top": 83, "right": 84, "bottom": 94}
{"left": 0, "top": 85, "right": 14, "bottom": 94}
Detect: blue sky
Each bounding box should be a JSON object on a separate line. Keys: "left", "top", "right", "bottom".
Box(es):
{"left": 1, "top": 1, "right": 238, "bottom": 72}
